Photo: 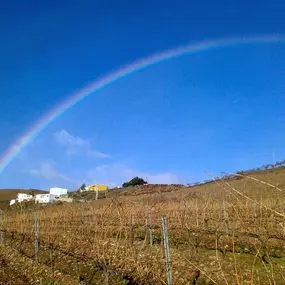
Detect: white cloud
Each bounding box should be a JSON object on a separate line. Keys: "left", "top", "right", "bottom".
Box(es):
{"left": 86, "top": 163, "right": 179, "bottom": 187}
{"left": 28, "top": 162, "right": 80, "bottom": 186}
{"left": 86, "top": 149, "right": 110, "bottom": 159}
{"left": 54, "top": 130, "right": 109, "bottom": 158}
{"left": 146, "top": 173, "right": 179, "bottom": 184}
{"left": 27, "top": 161, "right": 179, "bottom": 190}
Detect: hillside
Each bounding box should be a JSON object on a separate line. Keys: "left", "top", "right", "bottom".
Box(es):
{"left": 106, "top": 165, "right": 285, "bottom": 201}
{"left": 1, "top": 166, "right": 285, "bottom": 284}
{"left": 0, "top": 189, "right": 48, "bottom": 210}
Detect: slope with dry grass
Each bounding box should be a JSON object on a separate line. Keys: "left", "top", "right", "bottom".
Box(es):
{"left": 1, "top": 167, "right": 285, "bottom": 284}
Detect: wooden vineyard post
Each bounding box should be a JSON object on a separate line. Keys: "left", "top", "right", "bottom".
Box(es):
{"left": 0, "top": 210, "right": 3, "bottom": 228}
{"left": 223, "top": 199, "right": 229, "bottom": 234}
{"left": 0, "top": 210, "right": 4, "bottom": 244}
{"left": 81, "top": 208, "right": 85, "bottom": 235}
{"left": 50, "top": 244, "right": 54, "bottom": 275}
{"left": 162, "top": 216, "right": 172, "bottom": 285}
{"left": 5, "top": 212, "right": 8, "bottom": 230}
{"left": 253, "top": 201, "right": 257, "bottom": 218}
{"left": 0, "top": 231, "right": 3, "bottom": 245}
{"left": 129, "top": 216, "right": 134, "bottom": 245}
{"left": 144, "top": 218, "right": 148, "bottom": 246}
{"left": 34, "top": 214, "right": 39, "bottom": 263}
{"left": 95, "top": 186, "right": 99, "bottom": 201}
{"left": 149, "top": 215, "right": 153, "bottom": 247}
{"left": 103, "top": 264, "right": 109, "bottom": 285}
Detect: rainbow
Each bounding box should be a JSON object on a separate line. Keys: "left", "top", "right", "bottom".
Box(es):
{"left": 1, "top": 35, "right": 285, "bottom": 174}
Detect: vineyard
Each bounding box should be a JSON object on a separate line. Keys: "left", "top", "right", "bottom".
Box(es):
{"left": 1, "top": 167, "right": 285, "bottom": 284}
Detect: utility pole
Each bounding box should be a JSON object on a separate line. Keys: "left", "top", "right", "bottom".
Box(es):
{"left": 272, "top": 149, "right": 276, "bottom": 165}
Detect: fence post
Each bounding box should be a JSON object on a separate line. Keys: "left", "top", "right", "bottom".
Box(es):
{"left": 5, "top": 212, "right": 8, "bottom": 230}
{"left": 0, "top": 231, "right": 3, "bottom": 244}
{"left": 0, "top": 210, "right": 4, "bottom": 244}
{"left": 0, "top": 210, "right": 3, "bottom": 228}
{"left": 81, "top": 208, "right": 84, "bottom": 235}
{"left": 129, "top": 216, "right": 134, "bottom": 245}
{"left": 253, "top": 201, "right": 257, "bottom": 218}
{"left": 103, "top": 264, "right": 109, "bottom": 285}
{"left": 34, "top": 214, "right": 39, "bottom": 263}
{"left": 95, "top": 186, "right": 99, "bottom": 200}
{"left": 50, "top": 244, "right": 54, "bottom": 275}
{"left": 149, "top": 215, "right": 153, "bottom": 247}
{"left": 223, "top": 199, "right": 229, "bottom": 234}
{"left": 162, "top": 216, "right": 172, "bottom": 285}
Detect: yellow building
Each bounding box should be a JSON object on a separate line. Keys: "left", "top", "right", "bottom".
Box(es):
{"left": 87, "top": 184, "right": 108, "bottom": 191}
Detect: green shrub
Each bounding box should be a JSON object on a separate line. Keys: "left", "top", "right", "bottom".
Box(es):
{"left": 122, "top": 177, "right": 147, "bottom": 188}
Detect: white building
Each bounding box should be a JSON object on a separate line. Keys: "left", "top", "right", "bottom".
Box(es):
{"left": 49, "top": 187, "right": 68, "bottom": 197}
{"left": 35, "top": 194, "right": 56, "bottom": 204}
{"left": 17, "top": 193, "right": 33, "bottom": 203}
{"left": 10, "top": 199, "right": 16, "bottom": 206}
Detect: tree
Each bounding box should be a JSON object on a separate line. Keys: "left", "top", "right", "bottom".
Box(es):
{"left": 28, "top": 189, "right": 36, "bottom": 197}
{"left": 122, "top": 177, "right": 147, "bottom": 188}
{"left": 80, "top": 183, "right": 86, "bottom": 190}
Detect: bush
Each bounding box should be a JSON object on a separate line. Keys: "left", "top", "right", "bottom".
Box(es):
{"left": 122, "top": 177, "right": 147, "bottom": 188}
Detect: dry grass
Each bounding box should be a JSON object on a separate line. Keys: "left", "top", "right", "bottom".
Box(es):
{"left": 1, "top": 167, "right": 285, "bottom": 284}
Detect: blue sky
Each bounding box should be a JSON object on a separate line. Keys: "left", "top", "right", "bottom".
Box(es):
{"left": 1, "top": 0, "right": 285, "bottom": 190}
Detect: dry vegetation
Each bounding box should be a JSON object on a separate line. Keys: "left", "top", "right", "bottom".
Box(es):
{"left": 1, "top": 167, "right": 285, "bottom": 284}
